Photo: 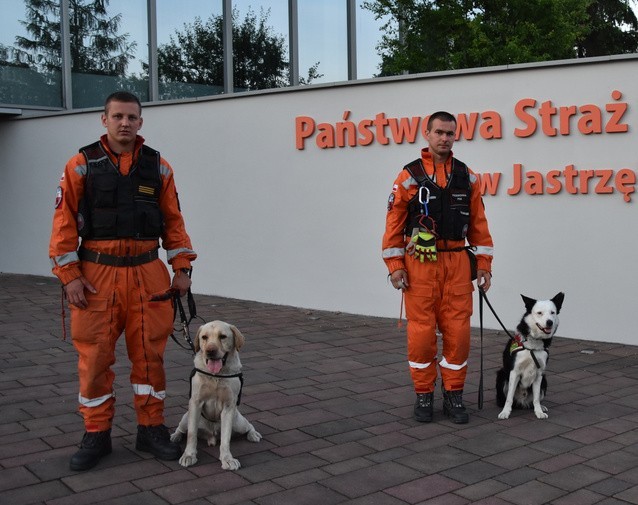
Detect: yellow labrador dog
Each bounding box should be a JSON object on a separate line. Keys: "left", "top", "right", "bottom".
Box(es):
{"left": 170, "top": 320, "right": 261, "bottom": 470}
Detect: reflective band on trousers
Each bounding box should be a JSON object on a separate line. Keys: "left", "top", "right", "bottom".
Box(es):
{"left": 79, "top": 392, "right": 114, "bottom": 407}
{"left": 132, "top": 383, "right": 166, "bottom": 400}
{"left": 409, "top": 360, "right": 434, "bottom": 369}
{"left": 439, "top": 357, "right": 467, "bottom": 370}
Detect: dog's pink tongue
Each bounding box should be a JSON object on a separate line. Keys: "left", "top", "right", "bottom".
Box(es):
{"left": 206, "top": 359, "right": 223, "bottom": 374}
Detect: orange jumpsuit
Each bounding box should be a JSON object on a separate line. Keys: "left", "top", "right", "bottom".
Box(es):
{"left": 382, "top": 148, "right": 493, "bottom": 394}
{"left": 49, "top": 134, "right": 196, "bottom": 432}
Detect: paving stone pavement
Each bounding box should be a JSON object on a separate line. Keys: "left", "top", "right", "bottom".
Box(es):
{"left": 1, "top": 272, "right": 638, "bottom": 505}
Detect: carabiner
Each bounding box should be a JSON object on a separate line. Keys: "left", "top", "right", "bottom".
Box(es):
{"left": 418, "top": 186, "right": 430, "bottom": 215}
{"left": 418, "top": 186, "right": 430, "bottom": 205}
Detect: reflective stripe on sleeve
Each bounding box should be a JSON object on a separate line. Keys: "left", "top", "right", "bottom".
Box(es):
{"left": 383, "top": 247, "right": 405, "bottom": 259}
{"left": 52, "top": 251, "right": 80, "bottom": 267}
{"left": 473, "top": 245, "right": 494, "bottom": 257}
{"left": 166, "top": 247, "right": 196, "bottom": 261}
{"left": 402, "top": 176, "right": 416, "bottom": 190}
{"left": 159, "top": 162, "right": 171, "bottom": 177}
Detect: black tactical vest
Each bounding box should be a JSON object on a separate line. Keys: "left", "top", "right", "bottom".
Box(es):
{"left": 77, "top": 141, "right": 164, "bottom": 240}
{"left": 405, "top": 157, "right": 471, "bottom": 240}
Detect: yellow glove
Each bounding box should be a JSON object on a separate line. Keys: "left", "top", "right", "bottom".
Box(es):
{"left": 411, "top": 230, "right": 437, "bottom": 262}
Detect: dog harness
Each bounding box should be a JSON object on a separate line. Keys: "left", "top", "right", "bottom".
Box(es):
{"left": 509, "top": 333, "right": 542, "bottom": 369}
{"left": 188, "top": 362, "right": 244, "bottom": 407}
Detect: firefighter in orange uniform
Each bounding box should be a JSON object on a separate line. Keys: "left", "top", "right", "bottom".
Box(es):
{"left": 382, "top": 111, "right": 493, "bottom": 424}
{"left": 49, "top": 91, "right": 197, "bottom": 470}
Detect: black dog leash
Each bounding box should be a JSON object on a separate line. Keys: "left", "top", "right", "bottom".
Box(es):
{"left": 150, "top": 269, "right": 201, "bottom": 354}
{"left": 172, "top": 288, "right": 198, "bottom": 354}
{"left": 478, "top": 287, "right": 515, "bottom": 409}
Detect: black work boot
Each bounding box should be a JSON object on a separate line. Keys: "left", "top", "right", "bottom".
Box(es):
{"left": 414, "top": 392, "right": 434, "bottom": 422}
{"left": 69, "top": 429, "right": 112, "bottom": 471}
{"left": 442, "top": 388, "right": 469, "bottom": 424}
{"left": 136, "top": 424, "right": 181, "bottom": 460}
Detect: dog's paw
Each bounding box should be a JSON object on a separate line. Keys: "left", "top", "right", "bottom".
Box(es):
{"left": 221, "top": 456, "right": 241, "bottom": 471}
{"left": 170, "top": 430, "right": 184, "bottom": 443}
{"left": 534, "top": 409, "right": 549, "bottom": 419}
{"left": 247, "top": 429, "right": 262, "bottom": 443}
{"left": 178, "top": 451, "right": 198, "bottom": 468}
{"left": 497, "top": 408, "right": 511, "bottom": 420}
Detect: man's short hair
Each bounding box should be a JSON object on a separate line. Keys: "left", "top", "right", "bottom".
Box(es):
{"left": 427, "top": 111, "right": 456, "bottom": 130}
{"left": 104, "top": 91, "right": 142, "bottom": 115}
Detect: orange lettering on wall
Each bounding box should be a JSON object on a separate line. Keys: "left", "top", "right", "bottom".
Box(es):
{"left": 514, "top": 99, "right": 537, "bottom": 137}
{"left": 480, "top": 111, "right": 502, "bottom": 139}
{"left": 295, "top": 116, "right": 315, "bottom": 150}
{"left": 546, "top": 170, "right": 562, "bottom": 194}
{"left": 524, "top": 171, "right": 544, "bottom": 195}
{"left": 605, "top": 90, "right": 629, "bottom": 133}
{"left": 615, "top": 169, "right": 636, "bottom": 202}
{"left": 538, "top": 101, "right": 558, "bottom": 137}
{"left": 577, "top": 105, "right": 602, "bottom": 134}
{"left": 476, "top": 172, "right": 501, "bottom": 195}
{"left": 457, "top": 113, "right": 479, "bottom": 140}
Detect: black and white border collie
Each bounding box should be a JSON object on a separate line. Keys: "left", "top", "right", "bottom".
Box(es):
{"left": 496, "top": 292, "right": 565, "bottom": 420}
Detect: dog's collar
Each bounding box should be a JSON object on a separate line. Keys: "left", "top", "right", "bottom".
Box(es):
{"left": 189, "top": 367, "right": 244, "bottom": 406}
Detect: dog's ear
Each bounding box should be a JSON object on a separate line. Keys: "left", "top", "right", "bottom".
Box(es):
{"left": 552, "top": 292, "right": 565, "bottom": 313}
{"left": 521, "top": 294, "right": 536, "bottom": 313}
{"left": 230, "top": 325, "right": 245, "bottom": 351}
{"left": 194, "top": 325, "right": 202, "bottom": 353}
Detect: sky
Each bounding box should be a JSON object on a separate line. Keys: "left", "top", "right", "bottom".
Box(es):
{"left": 0, "top": 0, "right": 387, "bottom": 82}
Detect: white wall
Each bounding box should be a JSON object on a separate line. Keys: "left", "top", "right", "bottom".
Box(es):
{"left": 1, "top": 56, "right": 636, "bottom": 345}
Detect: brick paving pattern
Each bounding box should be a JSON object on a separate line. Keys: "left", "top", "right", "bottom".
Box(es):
{"left": 1, "top": 273, "right": 637, "bottom": 505}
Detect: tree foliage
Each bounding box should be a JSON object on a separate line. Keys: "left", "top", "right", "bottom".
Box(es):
{"left": 578, "top": 0, "right": 638, "bottom": 56}
{"left": 363, "top": 0, "right": 638, "bottom": 76}
{"left": 157, "top": 7, "right": 321, "bottom": 91}
{"left": 14, "top": 0, "right": 136, "bottom": 75}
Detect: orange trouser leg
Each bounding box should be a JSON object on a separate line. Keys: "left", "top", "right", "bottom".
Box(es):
{"left": 404, "top": 250, "right": 474, "bottom": 393}
{"left": 404, "top": 257, "right": 440, "bottom": 393}
{"left": 71, "top": 260, "right": 173, "bottom": 431}
{"left": 437, "top": 251, "right": 474, "bottom": 391}
{"left": 124, "top": 261, "right": 173, "bottom": 426}
{"left": 71, "top": 262, "right": 122, "bottom": 432}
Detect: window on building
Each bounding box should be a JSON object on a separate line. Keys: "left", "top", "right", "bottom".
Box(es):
{"left": 71, "top": 0, "right": 149, "bottom": 108}
{"left": 157, "top": 0, "right": 224, "bottom": 100}
{"left": 0, "top": 0, "right": 63, "bottom": 108}
{"left": 298, "top": 0, "right": 348, "bottom": 84}
{"left": 232, "top": 0, "right": 290, "bottom": 92}
{"left": 356, "top": 0, "right": 385, "bottom": 79}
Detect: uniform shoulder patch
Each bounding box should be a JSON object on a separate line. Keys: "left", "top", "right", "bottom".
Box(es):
{"left": 55, "top": 186, "right": 63, "bottom": 208}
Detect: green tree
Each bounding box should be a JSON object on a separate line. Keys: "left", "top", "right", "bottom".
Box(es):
{"left": 577, "top": 0, "right": 638, "bottom": 56}
{"left": 14, "top": 0, "right": 136, "bottom": 75}
{"left": 363, "top": 0, "right": 637, "bottom": 76}
{"left": 157, "top": 7, "right": 321, "bottom": 92}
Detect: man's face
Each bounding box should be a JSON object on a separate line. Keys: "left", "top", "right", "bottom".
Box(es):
{"left": 101, "top": 100, "right": 143, "bottom": 150}
{"left": 425, "top": 118, "right": 456, "bottom": 159}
